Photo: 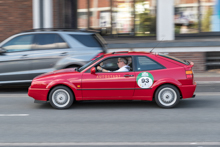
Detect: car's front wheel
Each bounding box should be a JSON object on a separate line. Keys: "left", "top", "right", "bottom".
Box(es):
{"left": 155, "top": 84, "right": 180, "bottom": 108}
{"left": 49, "top": 86, "right": 74, "bottom": 109}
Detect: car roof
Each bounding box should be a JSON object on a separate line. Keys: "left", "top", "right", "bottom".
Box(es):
{"left": 103, "top": 51, "right": 154, "bottom": 57}
{"left": 18, "top": 31, "right": 95, "bottom": 36}
{"left": 19, "top": 28, "right": 98, "bottom": 35}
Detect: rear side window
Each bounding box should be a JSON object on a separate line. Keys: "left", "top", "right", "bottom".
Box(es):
{"left": 33, "top": 34, "right": 68, "bottom": 49}
{"left": 69, "top": 34, "right": 102, "bottom": 47}
{"left": 159, "top": 53, "right": 189, "bottom": 65}
{"left": 134, "top": 56, "right": 165, "bottom": 71}
{"left": 2, "top": 34, "right": 34, "bottom": 52}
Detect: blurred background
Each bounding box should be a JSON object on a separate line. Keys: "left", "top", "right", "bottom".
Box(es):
{"left": 1, "top": 1, "right": 220, "bottom": 145}
{"left": 1, "top": 0, "right": 220, "bottom": 73}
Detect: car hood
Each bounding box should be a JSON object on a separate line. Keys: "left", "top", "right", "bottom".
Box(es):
{"left": 34, "top": 68, "right": 79, "bottom": 79}
{"left": 53, "top": 68, "right": 78, "bottom": 74}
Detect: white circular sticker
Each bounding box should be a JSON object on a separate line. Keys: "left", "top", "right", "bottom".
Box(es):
{"left": 137, "top": 77, "right": 153, "bottom": 88}
{"left": 136, "top": 72, "right": 154, "bottom": 89}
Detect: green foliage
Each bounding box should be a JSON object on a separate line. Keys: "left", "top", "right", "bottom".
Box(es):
{"left": 135, "top": 1, "right": 156, "bottom": 36}
{"left": 175, "top": 26, "right": 181, "bottom": 34}
{"left": 136, "top": 13, "right": 156, "bottom": 35}
{"left": 202, "top": 7, "right": 213, "bottom": 32}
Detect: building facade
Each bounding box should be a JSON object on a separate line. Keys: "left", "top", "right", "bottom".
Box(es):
{"left": 0, "top": 0, "right": 220, "bottom": 72}
{"left": 1, "top": 0, "right": 220, "bottom": 41}
{"left": 0, "top": 0, "right": 33, "bottom": 41}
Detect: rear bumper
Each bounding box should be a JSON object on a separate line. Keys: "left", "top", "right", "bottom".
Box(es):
{"left": 28, "top": 87, "right": 49, "bottom": 101}
{"left": 179, "top": 82, "right": 197, "bottom": 99}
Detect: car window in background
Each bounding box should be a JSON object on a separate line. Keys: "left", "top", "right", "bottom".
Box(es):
{"left": 134, "top": 56, "right": 165, "bottom": 71}
{"left": 33, "top": 34, "right": 68, "bottom": 49}
{"left": 69, "top": 34, "right": 102, "bottom": 47}
{"left": 2, "top": 34, "right": 34, "bottom": 52}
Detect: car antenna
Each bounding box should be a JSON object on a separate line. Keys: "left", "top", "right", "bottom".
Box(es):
{"left": 150, "top": 38, "right": 164, "bottom": 53}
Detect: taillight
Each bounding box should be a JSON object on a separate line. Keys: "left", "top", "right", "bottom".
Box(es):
{"left": 186, "top": 70, "right": 193, "bottom": 79}
{"left": 91, "top": 52, "right": 104, "bottom": 60}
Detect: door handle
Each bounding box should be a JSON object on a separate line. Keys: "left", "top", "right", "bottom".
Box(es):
{"left": 60, "top": 52, "right": 68, "bottom": 56}
{"left": 124, "top": 74, "right": 134, "bottom": 77}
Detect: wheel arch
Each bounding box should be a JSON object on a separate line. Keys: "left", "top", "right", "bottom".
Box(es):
{"left": 152, "top": 83, "right": 182, "bottom": 101}
{"left": 47, "top": 84, "right": 76, "bottom": 101}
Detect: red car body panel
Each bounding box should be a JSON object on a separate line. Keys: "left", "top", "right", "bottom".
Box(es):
{"left": 82, "top": 71, "right": 135, "bottom": 100}
{"left": 28, "top": 88, "right": 49, "bottom": 101}
{"left": 28, "top": 52, "right": 196, "bottom": 102}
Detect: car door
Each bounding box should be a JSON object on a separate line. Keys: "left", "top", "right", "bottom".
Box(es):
{"left": 28, "top": 33, "right": 70, "bottom": 79}
{"left": 133, "top": 55, "right": 165, "bottom": 100}
{"left": 0, "top": 34, "right": 34, "bottom": 83}
{"left": 81, "top": 56, "right": 135, "bottom": 100}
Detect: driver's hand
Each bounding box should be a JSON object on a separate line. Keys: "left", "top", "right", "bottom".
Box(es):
{"left": 100, "top": 62, "right": 103, "bottom": 67}
{"left": 97, "top": 66, "right": 102, "bottom": 71}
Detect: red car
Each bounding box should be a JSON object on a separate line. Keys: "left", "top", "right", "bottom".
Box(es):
{"left": 28, "top": 51, "right": 196, "bottom": 109}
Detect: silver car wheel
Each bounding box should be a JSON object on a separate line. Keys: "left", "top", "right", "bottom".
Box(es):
{"left": 158, "top": 88, "right": 177, "bottom": 107}
{"left": 52, "top": 89, "right": 70, "bottom": 108}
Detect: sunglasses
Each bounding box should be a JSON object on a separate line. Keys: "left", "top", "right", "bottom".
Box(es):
{"left": 117, "top": 61, "right": 122, "bottom": 63}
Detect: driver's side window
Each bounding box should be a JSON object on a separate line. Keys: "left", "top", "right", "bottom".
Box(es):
{"left": 97, "top": 57, "right": 119, "bottom": 72}
{"left": 86, "top": 56, "right": 133, "bottom": 73}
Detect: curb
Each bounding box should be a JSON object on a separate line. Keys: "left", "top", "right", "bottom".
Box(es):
{"left": 196, "top": 81, "right": 220, "bottom": 84}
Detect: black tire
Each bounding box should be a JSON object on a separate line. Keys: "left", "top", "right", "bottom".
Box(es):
{"left": 49, "top": 86, "right": 74, "bottom": 109}
{"left": 155, "top": 84, "right": 180, "bottom": 108}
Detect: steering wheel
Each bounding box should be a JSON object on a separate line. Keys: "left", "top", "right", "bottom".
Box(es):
{"left": 95, "top": 66, "right": 98, "bottom": 72}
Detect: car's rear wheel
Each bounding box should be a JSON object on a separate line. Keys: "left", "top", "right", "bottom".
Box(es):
{"left": 155, "top": 84, "right": 180, "bottom": 108}
{"left": 49, "top": 86, "right": 74, "bottom": 109}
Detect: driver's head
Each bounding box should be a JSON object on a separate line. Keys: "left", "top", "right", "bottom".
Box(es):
{"left": 117, "top": 57, "right": 128, "bottom": 68}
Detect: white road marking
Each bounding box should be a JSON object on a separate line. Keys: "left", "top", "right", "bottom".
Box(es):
{"left": 190, "top": 142, "right": 197, "bottom": 144}
{"left": 0, "top": 142, "right": 219, "bottom": 146}
{"left": 0, "top": 114, "right": 29, "bottom": 116}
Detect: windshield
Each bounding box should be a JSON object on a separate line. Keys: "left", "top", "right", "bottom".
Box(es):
{"left": 78, "top": 55, "right": 103, "bottom": 72}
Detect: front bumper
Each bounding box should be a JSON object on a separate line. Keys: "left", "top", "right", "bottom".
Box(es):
{"left": 28, "top": 87, "right": 50, "bottom": 101}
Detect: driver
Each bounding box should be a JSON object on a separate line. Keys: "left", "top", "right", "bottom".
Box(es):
{"left": 97, "top": 57, "right": 130, "bottom": 72}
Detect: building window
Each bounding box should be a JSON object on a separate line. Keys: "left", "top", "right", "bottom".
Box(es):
{"left": 174, "top": 0, "right": 199, "bottom": 34}
{"left": 77, "top": 0, "right": 88, "bottom": 28}
{"left": 112, "top": 0, "right": 134, "bottom": 36}
{"left": 135, "top": 0, "right": 157, "bottom": 36}
{"left": 201, "top": 0, "right": 218, "bottom": 32}
{"left": 89, "top": 0, "right": 111, "bottom": 29}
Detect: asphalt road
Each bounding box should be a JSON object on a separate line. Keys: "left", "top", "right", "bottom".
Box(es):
{"left": 0, "top": 84, "right": 219, "bottom": 147}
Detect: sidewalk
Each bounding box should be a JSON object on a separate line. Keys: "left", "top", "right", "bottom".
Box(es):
{"left": 195, "top": 71, "right": 220, "bottom": 84}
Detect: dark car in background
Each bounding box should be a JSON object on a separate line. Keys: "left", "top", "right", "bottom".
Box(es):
{"left": 0, "top": 29, "right": 106, "bottom": 85}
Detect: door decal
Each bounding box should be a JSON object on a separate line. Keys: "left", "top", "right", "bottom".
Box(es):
{"left": 136, "top": 72, "right": 154, "bottom": 88}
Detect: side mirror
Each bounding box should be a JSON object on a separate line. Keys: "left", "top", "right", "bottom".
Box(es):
{"left": 0, "top": 47, "right": 6, "bottom": 54}
{"left": 91, "top": 67, "right": 96, "bottom": 74}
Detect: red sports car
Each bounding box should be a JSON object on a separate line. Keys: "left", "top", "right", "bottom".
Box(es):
{"left": 28, "top": 51, "right": 196, "bottom": 109}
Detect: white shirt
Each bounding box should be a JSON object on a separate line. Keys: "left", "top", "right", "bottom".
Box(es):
{"left": 113, "top": 65, "right": 130, "bottom": 72}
